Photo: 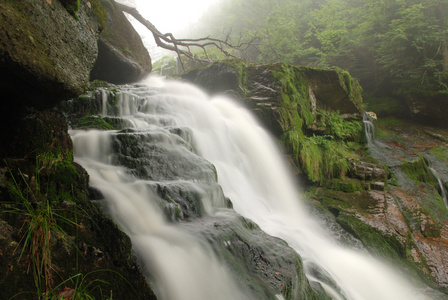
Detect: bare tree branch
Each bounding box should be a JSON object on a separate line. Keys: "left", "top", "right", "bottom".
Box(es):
{"left": 112, "top": 0, "right": 259, "bottom": 70}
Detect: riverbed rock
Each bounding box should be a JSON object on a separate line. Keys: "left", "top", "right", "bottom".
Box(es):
{"left": 90, "top": 0, "right": 152, "bottom": 84}
{"left": 183, "top": 213, "right": 330, "bottom": 299}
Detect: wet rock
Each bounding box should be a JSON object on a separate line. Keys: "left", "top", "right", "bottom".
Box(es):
{"left": 369, "top": 181, "right": 385, "bottom": 191}
{"left": 349, "top": 159, "right": 387, "bottom": 181}
{"left": 183, "top": 212, "right": 330, "bottom": 299}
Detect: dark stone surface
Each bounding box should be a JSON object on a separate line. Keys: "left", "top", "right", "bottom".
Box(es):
{"left": 0, "top": 0, "right": 100, "bottom": 109}
{"left": 90, "top": 0, "right": 152, "bottom": 84}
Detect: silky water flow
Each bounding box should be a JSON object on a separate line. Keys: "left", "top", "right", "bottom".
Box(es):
{"left": 70, "top": 77, "right": 432, "bottom": 300}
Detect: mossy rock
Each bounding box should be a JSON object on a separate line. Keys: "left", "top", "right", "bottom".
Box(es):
{"left": 76, "top": 115, "right": 116, "bottom": 130}
{"left": 323, "top": 178, "right": 364, "bottom": 193}
{"left": 400, "top": 156, "right": 436, "bottom": 184}
{"left": 182, "top": 61, "right": 364, "bottom": 185}
{"left": 59, "top": 0, "right": 81, "bottom": 18}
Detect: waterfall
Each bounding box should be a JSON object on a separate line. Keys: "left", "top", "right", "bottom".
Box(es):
{"left": 71, "top": 77, "right": 432, "bottom": 300}
{"left": 363, "top": 112, "right": 376, "bottom": 145}
{"left": 430, "top": 167, "right": 448, "bottom": 211}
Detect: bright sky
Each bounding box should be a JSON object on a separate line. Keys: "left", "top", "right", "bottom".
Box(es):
{"left": 124, "top": 0, "right": 219, "bottom": 61}
{"left": 135, "top": 0, "right": 218, "bottom": 34}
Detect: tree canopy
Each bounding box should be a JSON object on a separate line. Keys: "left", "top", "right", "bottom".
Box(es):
{"left": 193, "top": 0, "right": 448, "bottom": 98}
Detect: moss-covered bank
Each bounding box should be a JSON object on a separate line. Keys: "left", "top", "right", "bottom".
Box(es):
{"left": 183, "top": 60, "right": 366, "bottom": 187}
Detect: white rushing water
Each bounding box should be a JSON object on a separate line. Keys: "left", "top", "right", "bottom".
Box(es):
{"left": 71, "top": 77, "right": 431, "bottom": 300}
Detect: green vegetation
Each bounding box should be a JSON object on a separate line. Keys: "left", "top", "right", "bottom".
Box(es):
{"left": 77, "top": 115, "right": 116, "bottom": 130}
{"left": 1, "top": 156, "right": 134, "bottom": 299}
{"left": 6, "top": 171, "right": 68, "bottom": 290}
{"left": 285, "top": 134, "right": 357, "bottom": 182}
{"left": 2, "top": 154, "right": 79, "bottom": 295}
{"left": 400, "top": 156, "right": 435, "bottom": 184}
{"left": 267, "top": 64, "right": 363, "bottom": 184}
{"left": 431, "top": 146, "right": 448, "bottom": 166}
{"left": 196, "top": 0, "right": 448, "bottom": 99}
{"left": 318, "top": 110, "right": 363, "bottom": 141}
{"left": 86, "top": 80, "right": 110, "bottom": 91}
{"left": 89, "top": 0, "right": 108, "bottom": 30}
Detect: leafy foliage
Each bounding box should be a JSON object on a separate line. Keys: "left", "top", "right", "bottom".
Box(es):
{"left": 196, "top": 0, "right": 448, "bottom": 97}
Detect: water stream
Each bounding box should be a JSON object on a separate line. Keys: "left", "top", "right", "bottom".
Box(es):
{"left": 430, "top": 167, "right": 448, "bottom": 211}
{"left": 71, "top": 77, "right": 431, "bottom": 299}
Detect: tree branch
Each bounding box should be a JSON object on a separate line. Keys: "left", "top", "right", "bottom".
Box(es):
{"left": 112, "top": 1, "right": 259, "bottom": 69}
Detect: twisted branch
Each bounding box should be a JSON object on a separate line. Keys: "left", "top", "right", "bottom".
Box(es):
{"left": 112, "top": 1, "right": 259, "bottom": 70}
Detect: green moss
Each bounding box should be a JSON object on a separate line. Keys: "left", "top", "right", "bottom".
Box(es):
{"left": 336, "top": 69, "right": 363, "bottom": 110}
{"left": 422, "top": 222, "right": 441, "bottom": 238}
{"left": 59, "top": 0, "right": 82, "bottom": 19}
{"left": 284, "top": 134, "right": 356, "bottom": 183}
{"left": 338, "top": 213, "right": 405, "bottom": 257}
{"left": 318, "top": 110, "right": 363, "bottom": 142}
{"left": 89, "top": 0, "right": 107, "bottom": 30}
{"left": 341, "top": 70, "right": 352, "bottom": 94}
{"left": 324, "top": 179, "right": 363, "bottom": 193}
{"left": 77, "top": 115, "right": 115, "bottom": 130}
{"left": 431, "top": 146, "right": 448, "bottom": 166}
{"left": 222, "top": 59, "right": 248, "bottom": 88}
{"left": 273, "top": 64, "right": 315, "bottom": 128}
{"left": 1, "top": 1, "right": 57, "bottom": 81}
{"left": 418, "top": 185, "right": 448, "bottom": 224}
{"left": 400, "top": 156, "right": 435, "bottom": 184}
{"left": 86, "top": 80, "right": 110, "bottom": 91}
{"left": 268, "top": 64, "right": 364, "bottom": 185}
{"left": 313, "top": 188, "right": 436, "bottom": 285}
{"left": 377, "top": 116, "right": 408, "bottom": 128}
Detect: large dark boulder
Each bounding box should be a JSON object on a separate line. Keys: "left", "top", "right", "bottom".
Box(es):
{"left": 404, "top": 94, "right": 448, "bottom": 128}
{"left": 0, "top": 0, "right": 102, "bottom": 109}
{"left": 90, "top": 0, "right": 152, "bottom": 84}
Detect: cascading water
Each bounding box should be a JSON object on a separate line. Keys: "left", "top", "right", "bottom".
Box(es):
{"left": 71, "top": 77, "right": 433, "bottom": 300}
{"left": 430, "top": 167, "right": 448, "bottom": 211}
{"left": 362, "top": 112, "right": 376, "bottom": 146}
